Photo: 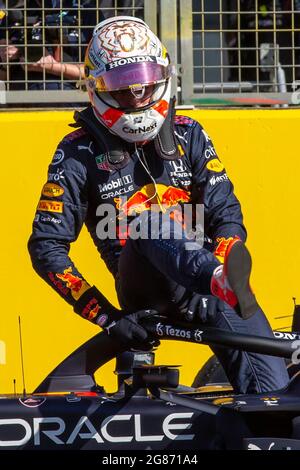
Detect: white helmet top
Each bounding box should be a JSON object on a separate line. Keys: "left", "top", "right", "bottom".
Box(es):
{"left": 84, "top": 16, "right": 174, "bottom": 144}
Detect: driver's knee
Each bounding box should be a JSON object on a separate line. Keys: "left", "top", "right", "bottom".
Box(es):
{"left": 209, "top": 305, "right": 290, "bottom": 393}
{"left": 226, "top": 351, "right": 289, "bottom": 394}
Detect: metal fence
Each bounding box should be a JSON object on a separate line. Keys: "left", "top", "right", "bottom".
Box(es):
{"left": 0, "top": 0, "right": 300, "bottom": 107}
{"left": 189, "top": 0, "right": 300, "bottom": 106}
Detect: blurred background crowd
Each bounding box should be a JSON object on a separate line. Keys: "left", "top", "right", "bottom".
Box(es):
{"left": 0, "top": 0, "right": 300, "bottom": 105}
{"left": 0, "top": 1, "right": 144, "bottom": 91}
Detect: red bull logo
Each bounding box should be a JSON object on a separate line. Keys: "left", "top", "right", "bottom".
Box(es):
{"left": 214, "top": 236, "right": 240, "bottom": 264}
{"left": 56, "top": 267, "right": 91, "bottom": 301}
{"left": 88, "top": 303, "right": 100, "bottom": 321}
{"left": 81, "top": 297, "right": 101, "bottom": 321}
{"left": 160, "top": 186, "right": 191, "bottom": 207}
{"left": 115, "top": 184, "right": 190, "bottom": 220}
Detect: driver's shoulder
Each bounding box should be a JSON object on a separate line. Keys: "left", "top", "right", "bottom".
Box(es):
{"left": 174, "top": 115, "right": 205, "bottom": 139}
{"left": 174, "top": 114, "right": 204, "bottom": 130}
{"left": 53, "top": 128, "right": 97, "bottom": 172}
{"left": 60, "top": 128, "right": 94, "bottom": 151}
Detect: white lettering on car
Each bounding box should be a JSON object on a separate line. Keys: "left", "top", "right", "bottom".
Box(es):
{"left": 0, "top": 413, "right": 195, "bottom": 447}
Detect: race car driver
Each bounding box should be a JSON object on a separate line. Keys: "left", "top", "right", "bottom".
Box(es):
{"left": 28, "top": 16, "right": 289, "bottom": 394}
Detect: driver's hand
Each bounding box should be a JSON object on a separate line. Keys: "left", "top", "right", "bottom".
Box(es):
{"left": 183, "top": 295, "right": 222, "bottom": 323}
{"left": 73, "top": 284, "right": 159, "bottom": 349}
{"left": 172, "top": 286, "right": 221, "bottom": 323}
{"left": 104, "top": 309, "right": 160, "bottom": 350}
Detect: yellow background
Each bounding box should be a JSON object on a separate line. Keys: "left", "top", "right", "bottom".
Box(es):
{"left": 0, "top": 109, "right": 299, "bottom": 394}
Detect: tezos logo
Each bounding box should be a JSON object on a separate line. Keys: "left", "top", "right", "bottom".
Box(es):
{"left": 156, "top": 323, "right": 164, "bottom": 336}
{"left": 157, "top": 324, "right": 194, "bottom": 340}
{"left": 194, "top": 329, "right": 203, "bottom": 342}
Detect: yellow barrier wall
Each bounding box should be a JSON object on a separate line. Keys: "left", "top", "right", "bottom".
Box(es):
{"left": 1, "top": 109, "right": 299, "bottom": 394}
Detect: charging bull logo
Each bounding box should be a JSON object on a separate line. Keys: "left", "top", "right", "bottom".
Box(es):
{"left": 56, "top": 267, "right": 90, "bottom": 301}
{"left": 89, "top": 304, "right": 100, "bottom": 321}
{"left": 115, "top": 184, "right": 190, "bottom": 220}
{"left": 82, "top": 298, "right": 101, "bottom": 322}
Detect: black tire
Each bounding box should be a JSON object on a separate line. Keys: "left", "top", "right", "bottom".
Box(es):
{"left": 192, "top": 355, "right": 229, "bottom": 388}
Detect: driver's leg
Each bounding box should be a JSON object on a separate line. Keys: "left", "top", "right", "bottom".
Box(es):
{"left": 117, "top": 211, "right": 289, "bottom": 393}
{"left": 116, "top": 210, "right": 218, "bottom": 312}
{"left": 118, "top": 247, "right": 289, "bottom": 394}
{"left": 117, "top": 236, "right": 289, "bottom": 394}
{"left": 206, "top": 303, "right": 289, "bottom": 393}
{"left": 116, "top": 231, "right": 179, "bottom": 313}
{"left": 118, "top": 211, "right": 219, "bottom": 296}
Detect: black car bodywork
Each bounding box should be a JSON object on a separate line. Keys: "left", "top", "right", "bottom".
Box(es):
{"left": 1, "top": 314, "right": 300, "bottom": 451}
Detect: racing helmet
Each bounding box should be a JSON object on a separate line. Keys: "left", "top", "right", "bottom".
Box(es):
{"left": 84, "top": 16, "right": 174, "bottom": 143}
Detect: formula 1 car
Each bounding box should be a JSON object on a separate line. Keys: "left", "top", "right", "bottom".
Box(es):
{"left": 1, "top": 310, "right": 300, "bottom": 451}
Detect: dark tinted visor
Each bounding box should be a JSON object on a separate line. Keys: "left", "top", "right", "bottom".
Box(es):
{"left": 94, "top": 61, "right": 172, "bottom": 92}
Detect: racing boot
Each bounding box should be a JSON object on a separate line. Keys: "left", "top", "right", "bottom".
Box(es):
{"left": 211, "top": 238, "right": 259, "bottom": 319}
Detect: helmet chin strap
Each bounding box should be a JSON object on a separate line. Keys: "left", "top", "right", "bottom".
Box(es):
{"left": 154, "top": 96, "right": 180, "bottom": 160}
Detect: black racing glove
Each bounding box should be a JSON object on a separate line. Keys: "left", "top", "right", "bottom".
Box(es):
{"left": 183, "top": 295, "right": 222, "bottom": 323}
{"left": 105, "top": 309, "right": 160, "bottom": 350}
{"left": 74, "top": 286, "right": 159, "bottom": 349}
{"left": 172, "top": 285, "right": 222, "bottom": 323}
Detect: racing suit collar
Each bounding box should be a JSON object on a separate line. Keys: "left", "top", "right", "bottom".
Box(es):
{"left": 71, "top": 99, "right": 180, "bottom": 172}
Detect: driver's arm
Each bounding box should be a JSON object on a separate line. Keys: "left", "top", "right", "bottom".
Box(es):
{"left": 27, "top": 136, "right": 114, "bottom": 325}
{"left": 189, "top": 121, "right": 247, "bottom": 254}
{"left": 28, "top": 136, "right": 154, "bottom": 347}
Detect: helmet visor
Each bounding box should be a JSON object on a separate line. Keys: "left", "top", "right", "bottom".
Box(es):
{"left": 108, "top": 84, "right": 158, "bottom": 109}
{"left": 96, "top": 81, "right": 168, "bottom": 111}
{"left": 93, "top": 60, "right": 173, "bottom": 92}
